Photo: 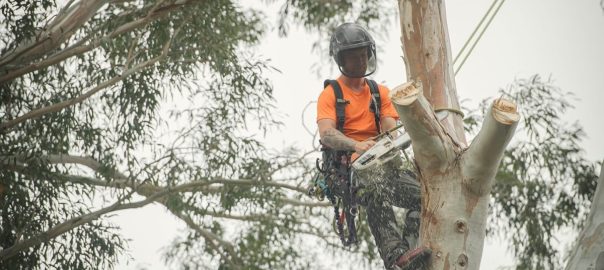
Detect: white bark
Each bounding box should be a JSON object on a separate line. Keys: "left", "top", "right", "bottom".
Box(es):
{"left": 566, "top": 161, "right": 604, "bottom": 270}
{"left": 390, "top": 87, "right": 519, "bottom": 269}
{"left": 395, "top": 1, "right": 520, "bottom": 269}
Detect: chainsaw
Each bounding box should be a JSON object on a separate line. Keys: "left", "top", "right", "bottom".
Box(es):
{"left": 352, "top": 111, "right": 448, "bottom": 171}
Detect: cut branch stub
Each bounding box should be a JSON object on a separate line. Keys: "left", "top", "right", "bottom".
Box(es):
{"left": 391, "top": 81, "right": 420, "bottom": 105}
{"left": 390, "top": 81, "right": 454, "bottom": 172}
{"left": 492, "top": 98, "right": 520, "bottom": 125}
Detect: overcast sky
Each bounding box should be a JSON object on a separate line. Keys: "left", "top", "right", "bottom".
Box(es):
{"left": 114, "top": 1, "right": 604, "bottom": 269}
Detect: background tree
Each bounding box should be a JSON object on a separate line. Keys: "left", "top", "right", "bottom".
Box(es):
{"left": 0, "top": 1, "right": 331, "bottom": 269}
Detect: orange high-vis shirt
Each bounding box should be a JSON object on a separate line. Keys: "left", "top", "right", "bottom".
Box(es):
{"left": 316, "top": 78, "right": 399, "bottom": 142}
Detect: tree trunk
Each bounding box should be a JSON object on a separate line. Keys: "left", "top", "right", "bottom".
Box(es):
{"left": 565, "top": 161, "right": 604, "bottom": 270}
{"left": 393, "top": 1, "right": 520, "bottom": 269}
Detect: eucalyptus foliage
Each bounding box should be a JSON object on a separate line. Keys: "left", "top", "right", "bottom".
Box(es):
{"left": 0, "top": 0, "right": 399, "bottom": 269}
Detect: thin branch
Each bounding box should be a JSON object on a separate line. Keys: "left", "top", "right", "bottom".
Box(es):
{"left": 0, "top": 0, "right": 196, "bottom": 83}
{"left": 269, "top": 149, "right": 318, "bottom": 175}
{"left": 2, "top": 153, "right": 309, "bottom": 196}
{"left": 279, "top": 197, "right": 330, "bottom": 208}
{"left": 170, "top": 211, "right": 243, "bottom": 269}
{"left": 290, "top": 228, "right": 341, "bottom": 249}
{"left": 0, "top": 189, "right": 167, "bottom": 261}
{"left": 205, "top": 179, "right": 307, "bottom": 194}
{"left": 0, "top": 154, "right": 127, "bottom": 179}
{"left": 0, "top": 0, "right": 109, "bottom": 68}
{"left": 123, "top": 32, "right": 142, "bottom": 70}
{"left": 0, "top": 47, "right": 167, "bottom": 132}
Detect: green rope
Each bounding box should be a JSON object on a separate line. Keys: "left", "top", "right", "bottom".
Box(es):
{"left": 453, "top": 0, "right": 499, "bottom": 65}
{"left": 454, "top": 0, "right": 506, "bottom": 76}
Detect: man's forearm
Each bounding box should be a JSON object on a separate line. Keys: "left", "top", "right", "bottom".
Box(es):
{"left": 321, "top": 128, "right": 357, "bottom": 151}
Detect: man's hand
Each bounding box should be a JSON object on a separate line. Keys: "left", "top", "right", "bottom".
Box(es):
{"left": 354, "top": 140, "right": 376, "bottom": 154}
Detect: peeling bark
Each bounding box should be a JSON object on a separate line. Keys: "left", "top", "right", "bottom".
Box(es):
{"left": 397, "top": 0, "right": 466, "bottom": 146}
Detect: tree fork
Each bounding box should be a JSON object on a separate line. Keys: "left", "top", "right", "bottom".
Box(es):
{"left": 390, "top": 82, "right": 519, "bottom": 269}
{"left": 396, "top": 0, "right": 520, "bottom": 269}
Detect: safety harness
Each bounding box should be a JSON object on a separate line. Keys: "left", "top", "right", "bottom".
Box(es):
{"left": 311, "top": 79, "right": 382, "bottom": 247}
{"left": 327, "top": 79, "right": 381, "bottom": 133}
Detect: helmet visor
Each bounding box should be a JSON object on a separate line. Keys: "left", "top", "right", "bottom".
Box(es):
{"left": 338, "top": 46, "right": 377, "bottom": 78}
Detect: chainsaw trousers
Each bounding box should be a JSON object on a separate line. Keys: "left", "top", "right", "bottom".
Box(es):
{"left": 354, "top": 158, "right": 422, "bottom": 269}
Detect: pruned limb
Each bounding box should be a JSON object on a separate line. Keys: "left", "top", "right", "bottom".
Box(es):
{"left": 565, "top": 161, "right": 604, "bottom": 270}
{"left": 462, "top": 98, "right": 519, "bottom": 195}
{"left": 0, "top": 37, "right": 171, "bottom": 132}
{"left": 389, "top": 81, "right": 454, "bottom": 172}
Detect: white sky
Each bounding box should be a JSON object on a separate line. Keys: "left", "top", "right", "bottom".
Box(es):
{"left": 114, "top": 1, "right": 604, "bottom": 269}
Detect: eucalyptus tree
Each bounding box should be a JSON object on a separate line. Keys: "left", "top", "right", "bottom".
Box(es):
{"left": 388, "top": 1, "right": 601, "bottom": 269}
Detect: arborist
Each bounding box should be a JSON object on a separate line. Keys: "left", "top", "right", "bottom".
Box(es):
{"left": 314, "top": 22, "right": 432, "bottom": 270}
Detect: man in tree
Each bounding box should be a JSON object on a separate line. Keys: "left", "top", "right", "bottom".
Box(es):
{"left": 316, "top": 22, "right": 431, "bottom": 270}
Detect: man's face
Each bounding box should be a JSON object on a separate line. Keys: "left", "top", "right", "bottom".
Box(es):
{"left": 340, "top": 47, "right": 368, "bottom": 77}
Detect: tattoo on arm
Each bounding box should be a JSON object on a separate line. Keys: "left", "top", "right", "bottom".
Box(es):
{"left": 321, "top": 128, "right": 357, "bottom": 151}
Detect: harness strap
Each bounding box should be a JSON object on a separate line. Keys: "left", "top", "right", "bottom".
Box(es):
{"left": 324, "top": 79, "right": 347, "bottom": 131}
{"left": 367, "top": 79, "right": 381, "bottom": 133}
{"left": 319, "top": 79, "right": 383, "bottom": 247}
